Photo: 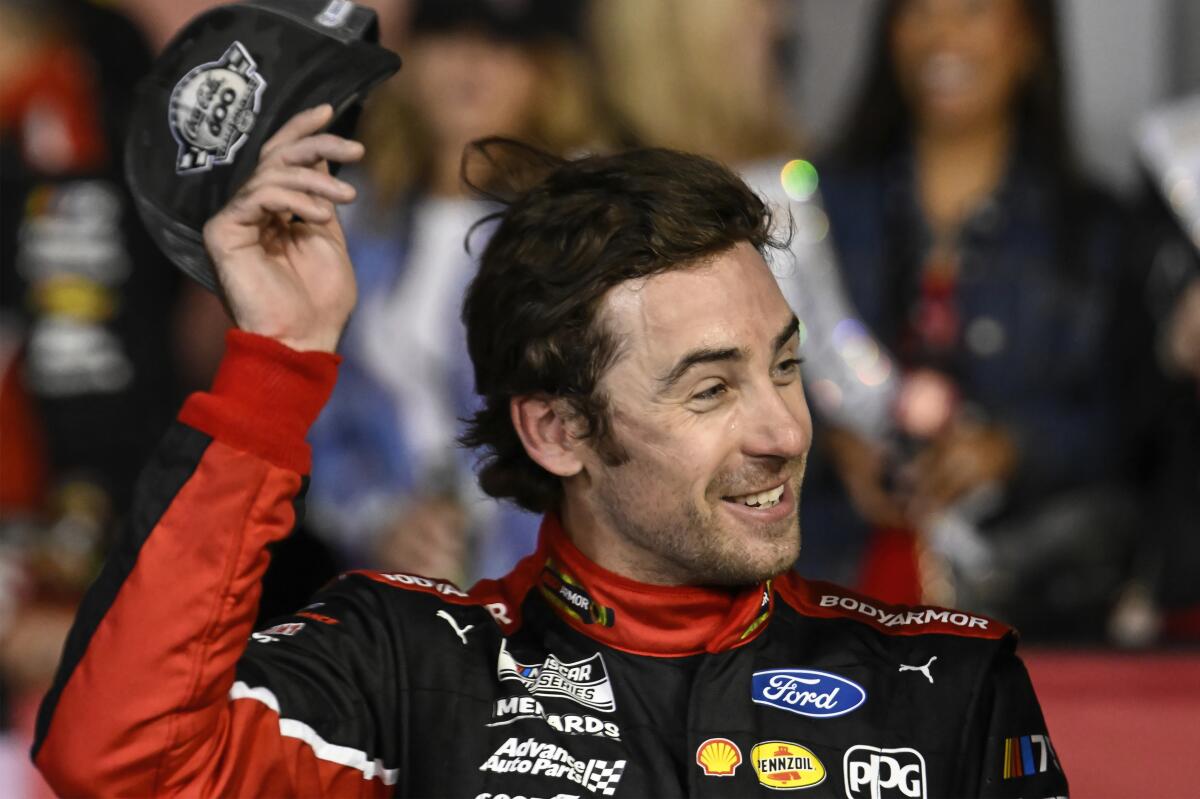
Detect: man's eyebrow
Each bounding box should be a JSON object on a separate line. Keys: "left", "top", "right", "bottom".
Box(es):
{"left": 657, "top": 315, "right": 801, "bottom": 390}
{"left": 773, "top": 314, "right": 801, "bottom": 354}
{"left": 658, "top": 346, "right": 744, "bottom": 390}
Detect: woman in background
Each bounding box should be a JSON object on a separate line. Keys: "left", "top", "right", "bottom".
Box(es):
{"left": 816, "top": 0, "right": 1137, "bottom": 637}
{"left": 309, "top": 0, "right": 607, "bottom": 581}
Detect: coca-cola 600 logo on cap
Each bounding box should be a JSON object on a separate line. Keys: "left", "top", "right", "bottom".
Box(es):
{"left": 168, "top": 41, "right": 267, "bottom": 173}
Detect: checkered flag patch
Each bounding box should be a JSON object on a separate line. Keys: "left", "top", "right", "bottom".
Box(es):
{"left": 583, "top": 759, "right": 626, "bottom": 796}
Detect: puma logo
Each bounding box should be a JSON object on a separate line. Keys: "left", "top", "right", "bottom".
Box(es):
{"left": 898, "top": 655, "right": 937, "bottom": 684}
{"left": 436, "top": 610, "right": 474, "bottom": 645}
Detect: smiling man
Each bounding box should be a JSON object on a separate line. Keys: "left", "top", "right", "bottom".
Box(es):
{"left": 518, "top": 243, "right": 810, "bottom": 587}
{"left": 35, "top": 110, "right": 1066, "bottom": 798}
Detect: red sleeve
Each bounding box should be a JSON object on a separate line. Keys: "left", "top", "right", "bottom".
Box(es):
{"left": 179, "top": 329, "right": 341, "bottom": 474}
{"left": 32, "top": 332, "right": 391, "bottom": 797}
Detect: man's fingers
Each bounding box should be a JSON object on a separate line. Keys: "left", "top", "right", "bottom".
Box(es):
{"left": 273, "top": 134, "right": 365, "bottom": 168}
{"left": 259, "top": 104, "right": 334, "bottom": 161}
{"left": 228, "top": 185, "right": 333, "bottom": 226}
{"left": 246, "top": 165, "right": 356, "bottom": 204}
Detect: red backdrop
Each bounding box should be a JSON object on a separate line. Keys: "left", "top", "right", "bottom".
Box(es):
{"left": 1024, "top": 649, "right": 1200, "bottom": 799}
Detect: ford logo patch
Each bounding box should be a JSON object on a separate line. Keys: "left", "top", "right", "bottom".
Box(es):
{"left": 751, "top": 668, "right": 866, "bottom": 718}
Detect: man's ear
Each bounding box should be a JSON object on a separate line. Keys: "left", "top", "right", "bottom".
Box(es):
{"left": 510, "top": 395, "right": 585, "bottom": 478}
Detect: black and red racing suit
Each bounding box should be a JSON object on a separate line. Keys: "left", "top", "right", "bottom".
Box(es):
{"left": 33, "top": 331, "right": 1069, "bottom": 798}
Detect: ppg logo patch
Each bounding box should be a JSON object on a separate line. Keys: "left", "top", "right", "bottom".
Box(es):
{"left": 751, "top": 668, "right": 866, "bottom": 718}
{"left": 168, "top": 41, "right": 266, "bottom": 173}
{"left": 843, "top": 746, "right": 926, "bottom": 799}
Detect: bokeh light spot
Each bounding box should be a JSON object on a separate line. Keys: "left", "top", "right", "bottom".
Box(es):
{"left": 855, "top": 355, "right": 893, "bottom": 387}
{"left": 1168, "top": 176, "right": 1198, "bottom": 212}
{"left": 793, "top": 204, "right": 830, "bottom": 244}
{"left": 781, "top": 159, "right": 819, "bottom": 202}
{"left": 965, "top": 316, "right": 1006, "bottom": 356}
{"left": 810, "top": 378, "right": 843, "bottom": 413}
{"left": 895, "top": 369, "right": 957, "bottom": 438}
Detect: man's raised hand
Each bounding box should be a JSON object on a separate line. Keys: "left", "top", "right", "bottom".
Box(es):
{"left": 202, "top": 104, "right": 364, "bottom": 353}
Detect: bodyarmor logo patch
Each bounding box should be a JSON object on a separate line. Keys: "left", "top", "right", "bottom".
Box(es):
{"left": 751, "top": 668, "right": 866, "bottom": 718}
{"left": 168, "top": 41, "right": 266, "bottom": 173}
{"left": 540, "top": 561, "right": 615, "bottom": 627}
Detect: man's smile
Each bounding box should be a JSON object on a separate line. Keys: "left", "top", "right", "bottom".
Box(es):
{"left": 719, "top": 481, "right": 796, "bottom": 523}
{"left": 723, "top": 482, "right": 786, "bottom": 509}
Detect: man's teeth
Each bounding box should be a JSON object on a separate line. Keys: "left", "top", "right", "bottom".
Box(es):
{"left": 731, "top": 484, "right": 785, "bottom": 509}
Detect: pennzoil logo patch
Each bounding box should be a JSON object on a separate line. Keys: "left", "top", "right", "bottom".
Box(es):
{"left": 169, "top": 41, "right": 266, "bottom": 173}
{"left": 540, "top": 560, "right": 615, "bottom": 627}
{"left": 751, "top": 741, "right": 826, "bottom": 790}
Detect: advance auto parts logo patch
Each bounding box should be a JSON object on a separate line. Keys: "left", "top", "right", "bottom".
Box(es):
{"left": 497, "top": 640, "right": 616, "bottom": 713}
{"left": 168, "top": 41, "right": 266, "bottom": 173}
{"left": 540, "top": 561, "right": 615, "bottom": 627}
{"left": 479, "top": 737, "right": 625, "bottom": 797}
{"left": 750, "top": 741, "right": 826, "bottom": 790}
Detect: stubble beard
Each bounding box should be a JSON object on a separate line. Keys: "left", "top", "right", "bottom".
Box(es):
{"left": 595, "top": 465, "right": 806, "bottom": 587}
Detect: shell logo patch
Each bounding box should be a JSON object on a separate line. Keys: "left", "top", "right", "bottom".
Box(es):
{"left": 751, "top": 741, "right": 826, "bottom": 790}
{"left": 696, "top": 737, "right": 742, "bottom": 777}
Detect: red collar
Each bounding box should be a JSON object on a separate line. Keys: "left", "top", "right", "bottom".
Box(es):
{"left": 494, "top": 514, "right": 775, "bottom": 657}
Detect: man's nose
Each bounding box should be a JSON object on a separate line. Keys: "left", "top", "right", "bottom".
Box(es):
{"left": 742, "top": 384, "right": 811, "bottom": 460}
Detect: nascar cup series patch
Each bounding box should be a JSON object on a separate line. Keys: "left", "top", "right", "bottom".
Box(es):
{"left": 168, "top": 42, "right": 266, "bottom": 173}
{"left": 496, "top": 640, "right": 617, "bottom": 713}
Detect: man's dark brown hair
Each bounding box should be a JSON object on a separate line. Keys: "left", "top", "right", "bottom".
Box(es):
{"left": 461, "top": 140, "right": 785, "bottom": 513}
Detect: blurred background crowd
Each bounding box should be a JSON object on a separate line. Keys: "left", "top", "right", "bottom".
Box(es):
{"left": 1, "top": 0, "right": 1198, "bottom": 794}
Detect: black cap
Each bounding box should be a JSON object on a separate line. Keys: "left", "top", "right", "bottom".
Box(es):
{"left": 125, "top": 0, "right": 401, "bottom": 292}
